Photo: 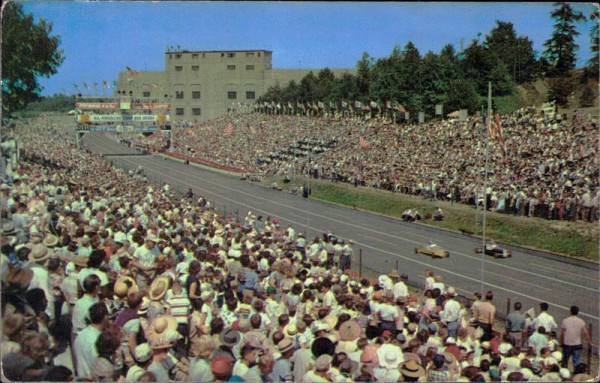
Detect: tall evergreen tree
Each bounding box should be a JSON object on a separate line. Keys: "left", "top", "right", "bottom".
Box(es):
{"left": 485, "top": 21, "right": 536, "bottom": 83}
{"left": 356, "top": 52, "right": 374, "bottom": 99}
{"left": 585, "top": 8, "right": 599, "bottom": 78}
{"left": 543, "top": 2, "right": 586, "bottom": 76}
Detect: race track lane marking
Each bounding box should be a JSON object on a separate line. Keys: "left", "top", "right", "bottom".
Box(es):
{"left": 115, "top": 153, "right": 600, "bottom": 294}
{"left": 107, "top": 154, "right": 600, "bottom": 319}
{"left": 530, "top": 262, "right": 599, "bottom": 282}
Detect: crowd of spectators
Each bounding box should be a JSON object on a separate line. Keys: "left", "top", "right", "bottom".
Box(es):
{"left": 1, "top": 116, "right": 595, "bottom": 382}
{"left": 135, "top": 108, "right": 598, "bottom": 222}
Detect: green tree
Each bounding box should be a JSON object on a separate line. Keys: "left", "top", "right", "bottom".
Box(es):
{"left": 445, "top": 79, "right": 482, "bottom": 114}
{"left": 485, "top": 21, "right": 537, "bottom": 83}
{"left": 356, "top": 52, "right": 374, "bottom": 99}
{"left": 299, "top": 72, "right": 318, "bottom": 101}
{"left": 2, "top": 2, "right": 64, "bottom": 115}
{"left": 333, "top": 73, "right": 358, "bottom": 101}
{"left": 543, "top": 2, "right": 586, "bottom": 76}
{"left": 585, "top": 8, "right": 599, "bottom": 79}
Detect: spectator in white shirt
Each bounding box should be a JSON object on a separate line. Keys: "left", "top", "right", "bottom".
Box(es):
{"left": 534, "top": 302, "right": 558, "bottom": 333}
{"left": 72, "top": 274, "right": 101, "bottom": 338}
{"left": 74, "top": 302, "right": 110, "bottom": 380}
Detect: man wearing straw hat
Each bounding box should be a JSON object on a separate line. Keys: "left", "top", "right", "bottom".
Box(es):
{"left": 132, "top": 233, "right": 160, "bottom": 292}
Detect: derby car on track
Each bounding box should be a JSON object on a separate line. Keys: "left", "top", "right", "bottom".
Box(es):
{"left": 474, "top": 241, "right": 512, "bottom": 258}
{"left": 415, "top": 242, "right": 449, "bottom": 258}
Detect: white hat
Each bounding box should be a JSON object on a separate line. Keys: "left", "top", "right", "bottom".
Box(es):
{"left": 134, "top": 343, "right": 152, "bottom": 363}
{"left": 377, "top": 344, "right": 404, "bottom": 369}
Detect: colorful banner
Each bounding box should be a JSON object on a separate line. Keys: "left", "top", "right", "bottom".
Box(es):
{"left": 77, "top": 114, "right": 170, "bottom": 123}
{"left": 75, "top": 102, "right": 171, "bottom": 110}
{"left": 76, "top": 102, "right": 120, "bottom": 109}
{"left": 82, "top": 125, "right": 165, "bottom": 133}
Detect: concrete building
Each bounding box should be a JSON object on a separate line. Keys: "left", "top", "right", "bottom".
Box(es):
{"left": 116, "top": 50, "right": 354, "bottom": 123}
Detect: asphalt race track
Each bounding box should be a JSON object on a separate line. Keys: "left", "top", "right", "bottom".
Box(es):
{"left": 82, "top": 131, "right": 600, "bottom": 342}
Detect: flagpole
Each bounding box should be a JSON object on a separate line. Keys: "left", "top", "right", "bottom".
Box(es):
{"left": 481, "top": 82, "right": 492, "bottom": 295}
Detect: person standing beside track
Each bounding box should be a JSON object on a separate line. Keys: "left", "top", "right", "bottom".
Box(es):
{"left": 560, "top": 305, "right": 592, "bottom": 370}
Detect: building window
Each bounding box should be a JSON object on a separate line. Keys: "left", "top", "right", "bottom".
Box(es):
{"left": 246, "top": 91, "right": 256, "bottom": 100}
{"left": 175, "top": 91, "right": 184, "bottom": 99}
{"left": 143, "top": 91, "right": 151, "bottom": 97}
{"left": 227, "top": 52, "right": 235, "bottom": 58}
{"left": 246, "top": 52, "right": 254, "bottom": 58}
{"left": 227, "top": 65, "right": 236, "bottom": 70}
{"left": 192, "top": 108, "right": 201, "bottom": 116}
{"left": 176, "top": 108, "right": 184, "bottom": 116}
{"left": 227, "top": 91, "right": 237, "bottom": 99}
{"left": 192, "top": 91, "right": 201, "bottom": 99}
{"left": 191, "top": 65, "right": 199, "bottom": 71}
{"left": 246, "top": 65, "right": 255, "bottom": 70}
{"left": 175, "top": 54, "right": 181, "bottom": 59}
{"left": 192, "top": 53, "right": 199, "bottom": 59}
{"left": 258, "top": 52, "right": 261, "bottom": 57}
{"left": 175, "top": 66, "right": 183, "bottom": 72}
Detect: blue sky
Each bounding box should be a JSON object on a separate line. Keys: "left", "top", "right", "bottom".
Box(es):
{"left": 17, "top": 1, "right": 598, "bottom": 96}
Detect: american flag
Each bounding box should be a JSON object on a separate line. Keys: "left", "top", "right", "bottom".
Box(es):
{"left": 224, "top": 122, "right": 234, "bottom": 137}
{"left": 359, "top": 136, "right": 369, "bottom": 150}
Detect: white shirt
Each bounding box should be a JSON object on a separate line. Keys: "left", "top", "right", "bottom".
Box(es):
{"left": 391, "top": 281, "right": 408, "bottom": 300}
{"left": 441, "top": 298, "right": 461, "bottom": 323}
{"left": 535, "top": 311, "right": 558, "bottom": 332}
{"left": 72, "top": 294, "right": 99, "bottom": 336}
{"left": 74, "top": 325, "right": 101, "bottom": 379}
{"left": 26, "top": 263, "right": 55, "bottom": 320}
{"left": 134, "top": 244, "right": 159, "bottom": 269}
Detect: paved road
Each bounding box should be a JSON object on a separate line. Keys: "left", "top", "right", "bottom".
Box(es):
{"left": 83, "top": 132, "right": 600, "bottom": 344}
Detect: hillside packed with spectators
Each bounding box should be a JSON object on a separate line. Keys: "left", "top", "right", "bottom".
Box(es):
{"left": 136, "top": 108, "right": 598, "bottom": 222}
{"left": 0, "top": 116, "right": 595, "bottom": 382}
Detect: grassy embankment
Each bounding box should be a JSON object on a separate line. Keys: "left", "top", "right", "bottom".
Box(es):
{"left": 263, "top": 176, "right": 599, "bottom": 262}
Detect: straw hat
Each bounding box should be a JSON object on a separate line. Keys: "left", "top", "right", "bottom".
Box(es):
{"left": 28, "top": 244, "right": 50, "bottom": 263}
{"left": 377, "top": 344, "right": 404, "bottom": 369}
{"left": 388, "top": 269, "right": 400, "bottom": 279}
{"left": 114, "top": 276, "right": 137, "bottom": 298}
{"left": 277, "top": 337, "right": 294, "bottom": 354}
{"left": 2, "top": 222, "right": 17, "bottom": 236}
{"left": 399, "top": 360, "right": 425, "bottom": 379}
{"left": 149, "top": 276, "right": 169, "bottom": 301}
{"left": 338, "top": 320, "right": 361, "bottom": 342}
{"left": 43, "top": 234, "right": 58, "bottom": 248}
{"left": 147, "top": 315, "right": 178, "bottom": 348}
{"left": 219, "top": 328, "right": 241, "bottom": 347}
{"left": 72, "top": 256, "right": 89, "bottom": 268}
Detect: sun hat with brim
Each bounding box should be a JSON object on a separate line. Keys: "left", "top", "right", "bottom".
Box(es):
{"left": 72, "top": 256, "right": 89, "bottom": 268}
{"left": 134, "top": 343, "right": 152, "bottom": 363}
{"left": 138, "top": 297, "right": 150, "bottom": 315}
{"left": 2, "top": 222, "right": 17, "bottom": 236}
{"left": 6, "top": 267, "right": 34, "bottom": 289}
{"left": 147, "top": 315, "right": 178, "bottom": 350}
{"left": 445, "top": 286, "right": 457, "bottom": 297}
{"left": 28, "top": 244, "right": 50, "bottom": 263}
{"left": 43, "top": 234, "right": 58, "bottom": 248}
{"left": 277, "top": 337, "right": 295, "bottom": 354}
{"left": 338, "top": 320, "right": 362, "bottom": 342}
{"left": 377, "top": 344, "right": 404, "bottom": 369}
{"left": 399, "top": 359, "right": 425, "bottom": 379}
{"left": 388, "top": 269, "right": 400, "bottom": 279}
{"left": 149, "top": 276, "right": 169, "bottom": 301}
{"left": 147, "top": 315, "right": 177, "bottom": 345}
{"left": 219, "top": 328, "right": 241, "bottom": 347}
